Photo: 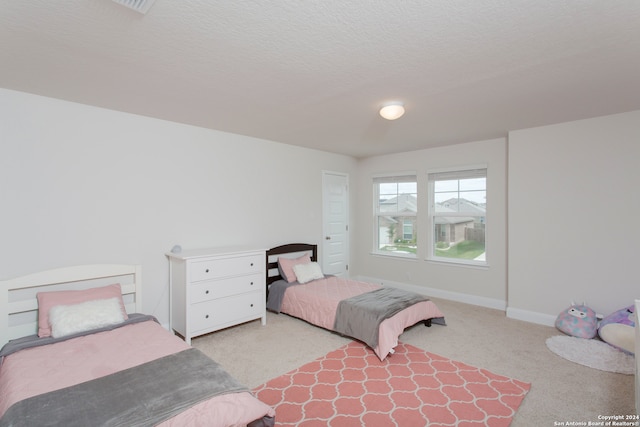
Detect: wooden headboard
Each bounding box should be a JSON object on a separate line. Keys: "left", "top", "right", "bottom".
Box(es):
{"left": 0, "top": 264, "right": 142, "bottom": 346}
{"left": 265, "top": 243, "right": 318, "bottom": 288}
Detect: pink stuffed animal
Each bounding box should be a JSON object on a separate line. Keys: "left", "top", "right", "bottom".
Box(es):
{"left": 555, "top": 303, "right": 598, "bottom": 339}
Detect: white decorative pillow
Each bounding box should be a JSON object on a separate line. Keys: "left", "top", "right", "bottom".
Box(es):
{"left": 36, "top": 283, "right": 127, "bottom": 338}
{"left": 49, "top": 297, "right": 126, "bottom": 338}
{"left": 292, "top": 262, "right": 324, "bottom": 284}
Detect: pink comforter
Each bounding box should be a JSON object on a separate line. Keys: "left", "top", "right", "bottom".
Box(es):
{"left": 279, "top": 276, "right": 445, "bottom": 360}
{"left": 0, "top": 320, "right": 274, "bottom": 427}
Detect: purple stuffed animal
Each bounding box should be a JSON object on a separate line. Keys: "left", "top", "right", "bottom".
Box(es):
{"left": 598, "top": 305, "right": 635, "bottom": 354}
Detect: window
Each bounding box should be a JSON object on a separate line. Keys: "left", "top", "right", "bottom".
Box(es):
{"left": 373, "top": 174, "right": 417, "bottom": 257}
{"left": 427, "top": 167, "right": 487, "bottom": 265}
{"left": 403, "top": 223, "right": 413, "bottom": 240}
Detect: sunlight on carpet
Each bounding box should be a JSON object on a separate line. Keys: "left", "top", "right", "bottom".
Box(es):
{"left": 253, "top": 341, "right": 530, "bottom": 426}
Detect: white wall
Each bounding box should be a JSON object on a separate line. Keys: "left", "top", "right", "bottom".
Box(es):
{"left": 4, "top": 88, "right": 637, "bottom": 329}
{"left": 0, "top": 88, "right": 357, "bottom": 325}
{"left": 353, "top": 138, "right": 508, "bottom": 309}
{"left": 508, "top": 110, "right": 640, "bottom": 325}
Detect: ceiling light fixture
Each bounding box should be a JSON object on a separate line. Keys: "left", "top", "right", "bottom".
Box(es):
{"left": 379, "top": 102, "right": 405, "bottom": 120}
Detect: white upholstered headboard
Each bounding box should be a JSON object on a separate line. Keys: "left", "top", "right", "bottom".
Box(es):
{"left": 0, "top": 264, "right": 142, "bottom": 347}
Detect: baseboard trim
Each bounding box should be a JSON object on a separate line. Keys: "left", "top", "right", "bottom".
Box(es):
{"left": 506, "top": 307, "right": 556, "bottom": 327}
{"left": 356, "top": 275, "right": 559, "bottom": 327}
{"left": 356, "top": 275, "right": 507, "bottom": 311}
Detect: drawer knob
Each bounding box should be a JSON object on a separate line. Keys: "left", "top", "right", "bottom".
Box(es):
{"left": 205, "top": 290, "right": 209, "bottom": 294}
{"left": 250, "top": 304, "right": 254, "bottom": 307}
{"left": 205, "top": 269, "right": 210, "bottom": 273}
{"left": 250, "top": 263, "right": 254, "bottom": 266}
{"left": 250, "top": 281, "right": 254, "bottom": 286}
{"left": 205, "top": 314, "right": 209, "bottom": 319}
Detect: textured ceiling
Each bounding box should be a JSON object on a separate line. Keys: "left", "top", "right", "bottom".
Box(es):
{"left": 2, "top": 0, "right": 639, "bottom": 158}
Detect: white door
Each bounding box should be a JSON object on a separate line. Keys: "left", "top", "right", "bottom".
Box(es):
{"left": 322, "top": 171, "right": 349, "bottom": 277}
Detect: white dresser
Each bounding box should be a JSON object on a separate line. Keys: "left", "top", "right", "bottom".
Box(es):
{"left": 167, "top": 246, "right": 266, "bottom": 344}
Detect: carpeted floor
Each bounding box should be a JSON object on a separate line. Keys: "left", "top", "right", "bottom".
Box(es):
{"left": 253, "top": 340, "right": 530, "bottom": 426}
{"left": 192, "top": 297, "right": 636, "bottom": 426}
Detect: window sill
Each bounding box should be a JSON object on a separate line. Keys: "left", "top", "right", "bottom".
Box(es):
{"left": 425, "top": 258, "right": 489, "bottom": 270}
{"left": 370, "top": 251, "right": 418, "bottom": 260}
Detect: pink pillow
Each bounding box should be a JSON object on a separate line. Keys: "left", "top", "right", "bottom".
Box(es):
{"left": 36, "top": 283, "right": 128, "bottom": 338}
{"left": 278, "top": 254, "right": 311, "bottom": 283}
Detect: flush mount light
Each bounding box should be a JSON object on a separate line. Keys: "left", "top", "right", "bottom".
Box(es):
{"left": 379, "top": 102, "right": 405, "bottom": 120}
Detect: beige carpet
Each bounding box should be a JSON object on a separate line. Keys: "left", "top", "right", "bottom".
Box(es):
{"left": 192, "top": 298, "right": 636, "bottom": 425}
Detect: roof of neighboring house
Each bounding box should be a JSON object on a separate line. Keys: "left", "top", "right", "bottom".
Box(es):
{"left": 439, "top": 198, "right": 486, "bottom": 215}
{"left": 434, "top": 199, "right": 482, "bottom": 225}
{"left": 379, "top": 194, "right": 417, "bottom": 214}
{"left": 378, "top": 195, "right": 484, "bottom": 225}
{"left": 434, "top": 216, "right": 475, "bottom": 225}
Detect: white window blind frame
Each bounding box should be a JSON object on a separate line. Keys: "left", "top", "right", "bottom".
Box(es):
{"left": 427, "top": 168, "right": 486, "bottom": 181}
{"left": 373, "top": 173, "right": 417, "bottom": 184}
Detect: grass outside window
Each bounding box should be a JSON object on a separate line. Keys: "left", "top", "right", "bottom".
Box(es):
{"left": 435, "top": 240, "right": 484, "bottom": 260}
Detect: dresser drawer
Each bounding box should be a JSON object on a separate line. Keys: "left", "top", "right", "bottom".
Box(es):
{"left": 190, "top": 254, "right": 263, "bottom": 282}
{"left": 189, "top": 274, "right": 263, "bottom": 303}
{"left": 189, "top": 292, "right": 264, "bottom": 333}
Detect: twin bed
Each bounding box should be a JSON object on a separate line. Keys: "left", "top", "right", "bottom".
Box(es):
{"left": 266, "top": 243, "right": 445, "bottom": 360}
{"left": 0, "top": 264, "right": 274, "bottom": 427}
{"left": 0, "top": 243, "right": 444, "bottom": 426}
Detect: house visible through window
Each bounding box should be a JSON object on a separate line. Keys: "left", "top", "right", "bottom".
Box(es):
{"left": 427, "top": 167, "right": 487, "bottom": 265}
{"left": 373, "top": 174, "right": 417, "bottom": 257}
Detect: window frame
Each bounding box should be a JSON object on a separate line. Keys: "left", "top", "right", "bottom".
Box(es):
{"left": 426, "top": 165, "right": 488, "bottom": 267}
{"left": 372, "top": 173, "right": 418, "bottom": 259}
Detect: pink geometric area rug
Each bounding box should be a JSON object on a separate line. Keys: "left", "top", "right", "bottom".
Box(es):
{"left": 253, "top": 341, "right": 530, "bottom": 427}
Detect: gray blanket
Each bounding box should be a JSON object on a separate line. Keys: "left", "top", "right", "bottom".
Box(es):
{"left": 333, "top": 287, "right": 430, "bottom": 349}
{"left": 0, "top": 348, "right": 251, "bottom": 427}
{"left": 266, "top": 279, "right": 301, "bottom": 313}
